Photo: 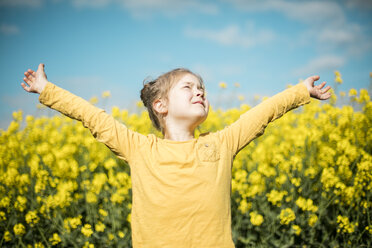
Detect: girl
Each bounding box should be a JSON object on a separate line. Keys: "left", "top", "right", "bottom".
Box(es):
{"left": 22, "top": 63, "right": 331, "bottom": 247}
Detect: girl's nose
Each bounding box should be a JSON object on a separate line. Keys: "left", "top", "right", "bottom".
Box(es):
{"left": 195, "top": 88, "right": 204, "bottom": 97}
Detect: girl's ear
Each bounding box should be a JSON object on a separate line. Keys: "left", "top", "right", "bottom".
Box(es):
{"left": 153, "top": 99, "right": 167, "bottom": 114}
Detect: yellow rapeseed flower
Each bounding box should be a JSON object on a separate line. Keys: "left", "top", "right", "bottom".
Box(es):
{"left": 12, "top": 110, "right": 23, "bottom": 122}
{"left": 280, "top": 208, "right": 296, "bottom": 225}
{"left": 104, "top": 158, "right": 116, "bottom": 170}
{"left": 0, "top": 211, "right": 6, "bottom": 221}
{"left": 26, "top": 115, "right": 34, "bottom": 123}
{"left": 64, "top": 215, "right": 82, "bottom": 231}
{"left": 4, "top": 231, "right": 11, "bottom": 242}
{"left": 292, "top": 225, "right": 301, "bottom": 235}
{"left": 35, "top": 242, "right": 45, "bottom": 248}
{"left": 81, "top": 224, "right": 93, "bottom": 237}
{"left": 0, "top": 196, "right": 10, "bottom": 208}
{"left": 15, "top": 196, "right": 27, "bottom": 212}
{"left": 335, "top": 76, "right": 342, "bottom": 84}
{"left": 86, "top": 191, "right": 97, "bottom": 203}
{"left": 13, "top": 223, "right": 26, "bottom": 236}
{"left": 234, "top": 82, "right": 240, "bottom": 88}
{"left": 111, "top": 191, "right": 125, "bottom": 204}
{"left": 111, "top": 106, "right": 120, "bottom": 118}
{"left": 266, "top": 190, "right": 288, "bottom": 207}
{"left": 334, "top": 71, "right": 343, "bottom": 84}
{"left": 118, "top": 231, "right": 125, "bottom": 238}
{"left": 348, "top": 88, "right": 357, "bottom": 97}
{"left": 127, "top": 213, "right": 131, "bottom": 224}
{"left": 337, "top": 215, "right": 357, "bottom": 234}
{"left": 219, "top": 82, "right": 227, "bottom": 89}
{"left": 238, "top": 199, "right": 252, "bottom": 214}
{"left": 291, "top": 177, "right": 301, "bottom": 187}
{"left": 95, "top": 221, "right": 106, "bottom": 232}
{"left": 83, "top": 241, "right": 95, "bottom": 248}
{"left": 295, "top": 197, "right": 318, "bottom": 212}
{"left": 102, "top": 90, "right": 111, "bottom": 98}
{"left": 19, "top": 174, "right": 30, "bottom": 186}
{"left": 99, "top": 208, "right": 108, "bottom": 217}
{"left": 366, "top": 226, "right": 372, "bottom": 235}
{"left": 308, "top": 214, "right": 318, "bottom": 227}
{"left": 357, "top": 89, "right": 370, "bottom": 103}
{"left": 49, "top": 233, "right": 62, "bottom": 245}
{"left": 250, "top": 211, "right": 264, "bottom": 226}
{"left": 89, "top": 96, "right": 99, "bottom": 105}
{"left": 25, "top": 210, "right": 40, "bottom": 226}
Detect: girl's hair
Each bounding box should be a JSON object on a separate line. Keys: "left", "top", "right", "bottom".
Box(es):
{"left": 140, "top": 68, "right": 204, "bottom": 133}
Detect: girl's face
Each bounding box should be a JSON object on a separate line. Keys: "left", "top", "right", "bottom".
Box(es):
{"left": 165, "top": 73, "right": 209, "bottom": 128}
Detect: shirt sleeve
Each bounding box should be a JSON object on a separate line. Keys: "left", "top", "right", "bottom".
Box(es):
{"left": 38, "top": 81, "right": 144, "bottom": 163}
{"left": 216, "top": 82, "right": 311, "bottom": 155}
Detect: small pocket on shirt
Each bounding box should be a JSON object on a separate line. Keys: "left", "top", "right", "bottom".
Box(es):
{"left": 197, "top": 141, "right": 220, "bottom": 163}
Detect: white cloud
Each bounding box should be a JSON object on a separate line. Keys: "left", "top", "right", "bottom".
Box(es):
{"left": 225, "top": 0, "right": 372, "bottom": 57}
{"left": 299, "top": 22, "right": 372, "bottom": 56}
{"left": 292, "top": 55, "right": 345, "bottom": 77}
{"left": 184, "top": 23, "right": 275, "bottom": 48}
{"left": 344, "top": 0, "right": 372, "bottom": 10}
{"left": 0, "top": 24, "right": 20, "bottom": 35}
{"left": 0, "top": 0, "right": 218, "bottom": 15}
{"left": 121, "top": 0, "right": 218, "bottom": 15}
{"left": 70, "top": 0, "right": 112, "bottom": 8}
{"left": 70, "top": 0, "right": 218, "bottom": 16}
{"left": 0, "top": 0, "right": 42, "bottom": 7}
{"left": 225, "top": 0, "right": 345, "bottom": 25}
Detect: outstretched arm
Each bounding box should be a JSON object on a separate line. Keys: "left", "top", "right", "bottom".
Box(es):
{"left": 218, "top": 75, "right": 331, "bottom": 156}
{"left": 21, "top": 63, "right": 142, "bottom": 163}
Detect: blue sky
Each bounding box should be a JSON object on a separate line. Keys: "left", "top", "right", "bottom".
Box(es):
{"left": 1, "top": 0, "right": 371, "bottom": 130}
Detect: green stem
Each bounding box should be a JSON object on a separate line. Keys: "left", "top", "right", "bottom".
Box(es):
{"left": 37, "top": 226, "right": 51, "bottom": 248}
{"left": 18, "top": 237, "right": 27, "bottom": 248}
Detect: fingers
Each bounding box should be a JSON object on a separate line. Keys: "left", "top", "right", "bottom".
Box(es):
{"left": 316, "top": 81, "right": 326, "bottom": 89}
{"left": 23, "top": 75, "right": 32, "bottom": 85}
{"left": 321, "top": 85, "right": 331, "bottom": 93}
{"left": 21, "top": 82, "right": 31, "bottom": 92}
{"left": 23, "top": 70, "right": 35, "bottom": 88}
{"left": 22, "top": 68, "right": 36, "bottom": 92}
{"left": 24, "top": 70, "right": 35, "bottom": 81}
{"left": 321, "top": 92, "right": 332, "bottom": 100}
{"left": 37, "top": 63, "right": 45, "bottom": 73}
{"left": 311, "top": 75, "right": 320, "bottom": 81}
{"left": 28, "top": 69, "right": 36, "bottom": 77}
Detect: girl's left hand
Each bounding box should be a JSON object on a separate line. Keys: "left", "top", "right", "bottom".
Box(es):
{"left": 302, "top": 75, "right": 332, "bottom": 100}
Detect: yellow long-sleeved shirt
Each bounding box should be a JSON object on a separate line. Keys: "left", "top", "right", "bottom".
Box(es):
{"left": 39, "top": 82, "right": 311, "bottom": 248}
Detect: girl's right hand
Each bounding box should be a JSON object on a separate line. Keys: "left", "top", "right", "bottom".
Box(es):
{"left": 21, "top": 63, "right": 48, "bottom": 94}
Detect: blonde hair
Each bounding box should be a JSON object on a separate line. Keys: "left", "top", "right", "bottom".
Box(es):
{"left": 140, "top": 68, "right": 204, "bottom": 133}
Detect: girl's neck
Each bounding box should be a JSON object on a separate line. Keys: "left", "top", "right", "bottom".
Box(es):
{"left": 163, "top": 124, "right": 196, "bottom": 141}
